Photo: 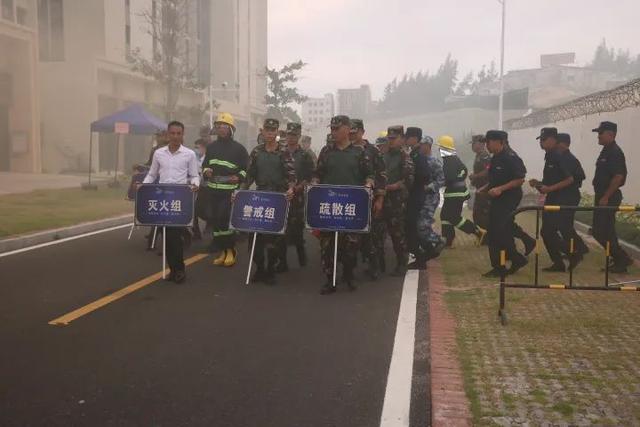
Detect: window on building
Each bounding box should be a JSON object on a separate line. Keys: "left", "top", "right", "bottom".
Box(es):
{"left": 1, "top": 0, "right": 14, "bottom": 21}
{"left": 16, "top": 5, "right": 26, "bottom": 25}
{"left": 125, "top": 0, "right": 131, "bottom": 55}
{"left": 38, "top": 0, "right": 65, "bottom": 61}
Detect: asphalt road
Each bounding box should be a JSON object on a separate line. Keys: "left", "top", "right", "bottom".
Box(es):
{"left": 0, "top": 228, "right": 430, "bottom": 427}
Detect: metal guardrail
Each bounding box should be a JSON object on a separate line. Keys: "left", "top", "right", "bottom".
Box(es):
{"left": 498, "top": 204, "right": 640, "bottom": 325}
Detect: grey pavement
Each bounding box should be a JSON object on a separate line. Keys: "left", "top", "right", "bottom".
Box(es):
{"left": 0, "top": 229, "right": 430, "bottom": 427}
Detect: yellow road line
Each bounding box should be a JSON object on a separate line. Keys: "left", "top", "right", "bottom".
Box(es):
{"left": 49, "top": 254, "right": 208, "bottom": 326}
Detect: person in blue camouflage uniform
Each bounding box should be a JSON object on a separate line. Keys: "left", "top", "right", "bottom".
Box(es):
{"left": 372, "top": 131, "right": 414, "bottom": 276}
{"left": 313, "top": 115, "right": 374, "bottom": 295}
{"left": 276, "top": 122, "right": 315, "bottom": 271}
{"left": 405, "top": 128, "right": 445, "bottom": 270}
{"left": 350, "top": 119, "right": 387, "bottom": 280}
{"left": 417, "top": 136, "right": 446, "bottom": 262}
{"left": 241, "top": 118, "right": 296, "bottom": 285}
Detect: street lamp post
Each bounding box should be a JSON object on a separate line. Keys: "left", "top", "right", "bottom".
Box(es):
{"left": 498, "top": 0, "right": 506, "bottom": 130}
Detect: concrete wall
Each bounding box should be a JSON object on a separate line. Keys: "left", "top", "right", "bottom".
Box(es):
{"left": 508, "top": 106, "right": 640, "bottom": 203}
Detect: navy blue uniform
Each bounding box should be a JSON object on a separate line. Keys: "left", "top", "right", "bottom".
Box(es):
{"left": 592, "top": 142, "right": 631, "bottom": 266}
{"left": 487, "top": 147, "right": 527, "bottom": 272}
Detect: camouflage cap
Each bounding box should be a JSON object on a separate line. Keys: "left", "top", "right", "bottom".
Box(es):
{"left": 300, "top": 135, "right": 312, "bottom": 144}
{"left": 350, "top": 119, "right": 364, "bottom": 132}
{"left": 286, "top": 122, "right": 302, "bottom": 135}
{"left": 375, "top": 136, "right": 388, "bottom": 145}
{"left": 470, "top": 134, "right": 486, "bottom": 144}
{"left": 263, "top": 118, "right": 280, "bottom": 130}
{"left": 329, "top": 115, "right": 351, "bottom": 128}
{"left": 387, "top": 125, "right": 404, "bottom": 138}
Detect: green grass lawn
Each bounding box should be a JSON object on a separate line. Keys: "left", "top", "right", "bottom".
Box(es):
{"left": 440, "top": 211, "right": 640, "bottom": 426}
{"left": 0, "top": 185, "right": 133, "bottom": 238}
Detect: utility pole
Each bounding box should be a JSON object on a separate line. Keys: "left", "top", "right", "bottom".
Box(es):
{"left": 498, "top": 0, "right": 506, "bottom": 130}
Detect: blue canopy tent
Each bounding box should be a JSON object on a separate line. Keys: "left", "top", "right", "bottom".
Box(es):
{"left": 85, "top": 104, "right": 166, "bottom": 188}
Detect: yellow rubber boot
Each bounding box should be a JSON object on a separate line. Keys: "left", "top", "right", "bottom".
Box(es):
{"left": 213, "top": 250, "right": 227, "bottom": 266}
{"left": 223, "top": 249, "right": 237, "bottom": 267}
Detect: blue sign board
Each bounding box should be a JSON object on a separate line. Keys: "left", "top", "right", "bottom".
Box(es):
{"left": 230, "top": 190, "right": 289, "bottom": 234}
{"left": 135, "top": 184, "right": 195, "bottom": 227}
{"left": 305, "top": 185, "right": 371, "bottom": 232}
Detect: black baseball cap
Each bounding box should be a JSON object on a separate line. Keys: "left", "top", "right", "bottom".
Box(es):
{"left": 263, "top": 118, "right": 279, "bottom": 130}
{"left": 592, "top": 121, "right": 617, "bottom": 133}
{"left": 485, "top": 130, "right": 508, "bottom": 141}
{"left": 536, "top": 127, "right": 558, "bottom": 140}
{"left": 330, "top": 115, "right": 351, "bottom": 128}
{"left": 557, "top": 133, "right": 571, "bottom": 145}
{"left": 405, "top": 127, "right": 422, "bottom": 140}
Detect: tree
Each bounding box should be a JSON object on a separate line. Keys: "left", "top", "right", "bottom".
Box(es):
{"left": 265, "top": 60, "right": 308, "bottom": 123}
{"left": 127, "top": 0, "right": 207, "bottom": 120}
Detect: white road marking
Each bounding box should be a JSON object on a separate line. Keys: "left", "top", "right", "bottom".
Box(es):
{"left": 379, "top": 269, "right": 419, "bottom": 427}
{"left": 0, "top": 224, "right": 133, "bottom": 259}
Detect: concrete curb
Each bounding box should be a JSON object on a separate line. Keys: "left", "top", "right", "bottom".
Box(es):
{"left": 428, "top": 260, "right": 473, "bottom": 427}
{"left": 575, "top": 220, "right": 640, "bottom": 260}
{"left": 0, "top": 214, "right": 133, "bottom": 254}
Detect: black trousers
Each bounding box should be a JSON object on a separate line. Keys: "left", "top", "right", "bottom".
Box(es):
{"left": 541, "top": 210, "right": 574, "bottom": 265}
{"left": 165, "top": 227, "right": 185, "bottom": 272}
{"left": 488, "top": 198, "right": 526, "bottom": 270}
{"left": 209, "top": 190, "right": 235, "bottom": 251}
{"left": 440, "top": 196, "right": 478, "bottom": 243}
{"left": 593, "top": 191, "right": 630, "bottom": 264}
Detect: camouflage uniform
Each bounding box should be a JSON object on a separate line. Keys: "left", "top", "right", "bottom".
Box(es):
{"left": 417, "top": 155, "right": 445, "bottom": 246}
{"left": 470, "top": 143, "right": 491, "bottom": 230}
{"left": 282, "top": 125, "right": 315, "bottom": 268}
{"left": 351, "top": 119, "right": 387, "bottom": 279}
{"left": 314, "top": 117, "right": 374, "bottom": 289}
{"left": 373, "top": 144, "right": 414, "bottom": 275}
{"left": 242, "top": 119, "right": 296, "bottom": 283}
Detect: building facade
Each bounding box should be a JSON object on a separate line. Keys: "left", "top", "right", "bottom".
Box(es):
{"left": 36, "top": 0, "right": 266, "bottom": 174}
{"left": 0, "top": 0, "right": 40, "bottom": 172}
{"left": 337, "top": 84, "right": 371, "bottom": 118}
{"left": 301, "top": 93, "right": 333, "bottom": 129}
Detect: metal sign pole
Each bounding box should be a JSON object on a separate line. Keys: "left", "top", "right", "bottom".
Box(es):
{"left": 246, "top": 232, "right": 257, "bottom": 285}
{"left": 333, "top": 231, "right": 339, "bottom": 288}
{"left": 162, "top": 226, "right": 166, "bottom": 279}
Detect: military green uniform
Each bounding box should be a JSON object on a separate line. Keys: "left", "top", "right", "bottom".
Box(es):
{"left": 351, "top": 119, "right": 387, "bottom": 279}
{"left": 372, "top": 142, "right": 414, "bottom": 275}
{"left": 243, "top": 119, "right": 296, "bottom": 284}
{"left": 470, "top": 136, "right": 491, "bottom": 230}
{"left": 314, "top": 116, "right": 374, "bottom": 291}
{"left": 281, "top": 123, "right": 315, "bottom": 269}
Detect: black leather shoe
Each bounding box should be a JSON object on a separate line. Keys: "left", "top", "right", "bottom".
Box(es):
{"left": 174, "top": 270, "right": 186, "bottom": 284}
{"left": 507, "top": 259, "right": 528, "bottom": 275}
{"left": 164, "top": 271, "right": 177, "bottom": 282}
{"left": 482, "top": 269, "right": 502, "bottom": 278}
{"left": 542, "top": 263, "right": 566, "bottom": 272}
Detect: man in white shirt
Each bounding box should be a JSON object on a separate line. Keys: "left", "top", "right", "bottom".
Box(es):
{"left": 142, "top": 121, "right": 200, "bottom": 283}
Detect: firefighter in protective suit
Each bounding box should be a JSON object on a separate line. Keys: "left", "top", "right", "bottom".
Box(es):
{"left": 202, "top": 112, "right": 249, "bottom": 267}
{"left": 437, "top": 135, "right": 486, "bottom": 248}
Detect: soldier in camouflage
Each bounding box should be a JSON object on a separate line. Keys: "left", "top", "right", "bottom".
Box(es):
{"left": 350, "top": 119, "right": 387, "bottom": 280}
{"left": 301, "top": 135, "right": 318, "bottom": 165}
{"left": 468, "top": 135, "right": 491, "bottom": 232}
{"left": 376, "top": 130, "right": 414, "bottom": 276}
{"left": 417, "top": 136, "right": 446, "bottom": 264}
{"left": 313, "top": 115, "right": 374, "bottom": 295}
{"left": 242, "top": 118, "right": 296, "bottom": 285}
{"left": 277, "top": 122, "right": 315, "bottom": 271}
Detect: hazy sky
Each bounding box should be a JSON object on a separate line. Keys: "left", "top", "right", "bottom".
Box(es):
{"left": 268, "top": 0, "right": 640, "bottom": 100}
